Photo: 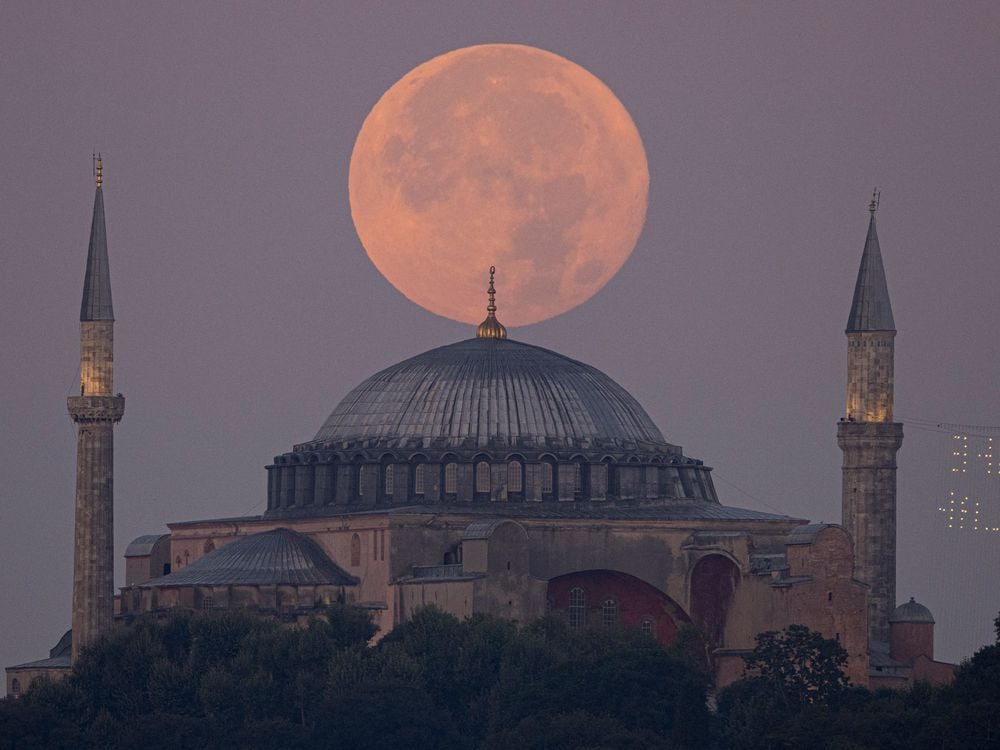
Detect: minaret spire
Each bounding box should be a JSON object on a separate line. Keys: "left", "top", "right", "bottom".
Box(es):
{"left": 476, "top": 266, "right": 508, "bottom": 339}
{"left": 81, "top": 154, "right": 114, "bottom": 323}
{"left": 846, "top": 188, "right": 894, "bottom": 333}
{"left": 838, "top": 191, "right": 903, "bottom": 648}
{"left": 67, "top": 158, "right": 124, "bottom": 661}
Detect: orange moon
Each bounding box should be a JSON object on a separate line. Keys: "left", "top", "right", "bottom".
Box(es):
{"left": 349, "top": 44, "right": 649, "bottom": 327}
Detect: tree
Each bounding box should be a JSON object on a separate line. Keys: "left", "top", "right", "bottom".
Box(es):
{"left": 742, "top": 624, "right": 849, "bottom": 708}
{"left": 716, "top": 625, "right": 852, "bottom": 750}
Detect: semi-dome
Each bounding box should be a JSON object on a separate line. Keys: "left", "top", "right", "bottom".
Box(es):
{"left": 314, "top": 337, "right": 669, "bottom": 450}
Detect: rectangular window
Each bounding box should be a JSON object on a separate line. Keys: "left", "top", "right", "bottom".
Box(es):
{"left": 385, "top": 465, "right": 394, "bottom": 496}
{"left": 414, "top": 464, "right": 425, "bottom": 495}
{"left": 445, "top": 463, "right": 458, "bottom": 494}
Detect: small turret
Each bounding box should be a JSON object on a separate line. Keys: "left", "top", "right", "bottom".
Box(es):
{"left": 889, "top": 597, "right": 936, "bottom": 662}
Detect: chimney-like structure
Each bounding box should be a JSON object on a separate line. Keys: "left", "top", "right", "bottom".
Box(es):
{"left": 838, "top": 191, "right": 903, "bottom": 646}
{"left": 67, "top": 157, "right": 124, "bottom": 661}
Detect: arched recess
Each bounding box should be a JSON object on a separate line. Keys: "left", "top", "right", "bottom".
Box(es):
{"left": 547, "top": 570, "right": 691, "bottom": 646}
{"left": 689, "top": 554, "right": 740, "bottom": 649}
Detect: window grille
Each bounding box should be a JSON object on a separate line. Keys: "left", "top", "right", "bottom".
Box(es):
{"left": 507, "top": 461, "right": 523, "bottom": 492}
{"left": 601, "top": 598, "right": 618, "bottom": 626}
{"left": 201, "top": 597, "right": 215, "bottom": 610}
{"left": 568, "top": 587, "right": 587, "bottom": 627}
{"left": 476, "top": 461, "right": 491, "bottom": 493}
{"left": 541, "top": 463, "right": 554, "bottom": 494}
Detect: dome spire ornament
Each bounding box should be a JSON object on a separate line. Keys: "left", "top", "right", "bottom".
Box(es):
{"left": 476, "top": 266, "right": 507, "bottom": 339}
{"left": 94, "top": 152, "right": 102, "bottom": 189}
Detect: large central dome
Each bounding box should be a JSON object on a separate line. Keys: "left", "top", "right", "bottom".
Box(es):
{"left": 314, "top": 338, "right": 668, "bottom": 449}
{"left": 268, "top": 335, "right": 718, "bottom": 514}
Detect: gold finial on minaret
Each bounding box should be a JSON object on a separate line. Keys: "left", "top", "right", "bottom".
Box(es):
{"left": 869, "top": 187, "right": 879, "bottom": 214}
{"left": 476, "top": 265, "right": 508, "bottom": 339}
{"left": 95, "top": 152, "right": 103, "bottom": 189}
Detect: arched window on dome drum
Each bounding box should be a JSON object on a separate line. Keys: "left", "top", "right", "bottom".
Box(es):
{"left": 601, "top": 598, "right": 618, "bottom": 627}
{"left": 507, "top": 461, "right": 523, "bottom": 493}
{"left": 384, "top": 464, "right": 394, "bottom": 497}
{"left": 413, "top": 463, "right": 426, "bottom": 495}
{"left": 568, "top": 587, "right": 586, "bottom": 627}
{"left": 541, "top": 463, "right": 554, "bottom": 495}
{"left": 444, "top": 463, "right": 458, "bottom": 495}
{"left": 573, "top": 460, "right": 589, "bottom": 500}
{"left": 475, "top": 461, "right": 491, "bottom": 494}
{"left": 350, "top": 533, "right": 361, "bottom": 567}
{"left": 596, "top": 463, "right": 609, "bottom": 498}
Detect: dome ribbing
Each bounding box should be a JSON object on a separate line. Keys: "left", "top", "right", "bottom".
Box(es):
{"left": 313, "top": 338, "right": 668, "bottom": 449}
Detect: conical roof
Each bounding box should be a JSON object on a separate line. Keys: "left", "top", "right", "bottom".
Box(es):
{"left": 846, "top": 204, "right": 894, "bottom": 332}
{"left": 80, "top": 178, "right": 114, "bottom": 321}
{"left": 143, "top": 528, "right": 357, "bottom": 587}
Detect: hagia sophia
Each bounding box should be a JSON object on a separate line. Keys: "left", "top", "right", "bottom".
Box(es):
{"left": 6, "top": 164, "right": 956, "bottom": 696}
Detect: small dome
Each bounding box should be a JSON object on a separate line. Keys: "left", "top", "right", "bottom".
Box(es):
{"left": 889, "top": 597, "right": 935, "bottom": 624}
{"left": 314, "top": 338, "right": 669, "bottom": 449}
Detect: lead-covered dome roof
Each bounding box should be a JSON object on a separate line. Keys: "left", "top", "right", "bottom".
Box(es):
{"left": 313, "top": 338, "right": 669, "bottom": 450}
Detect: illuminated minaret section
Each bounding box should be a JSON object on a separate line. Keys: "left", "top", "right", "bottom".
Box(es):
{"left": 838, "top": 191, "right": 902, "bottom": 646}
{"left": 67, "top": 157, "right": 124, "bottom": 661}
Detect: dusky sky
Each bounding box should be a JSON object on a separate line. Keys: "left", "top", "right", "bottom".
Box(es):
{"left": 1, "top": 2, "right": 998, "bottom": 679}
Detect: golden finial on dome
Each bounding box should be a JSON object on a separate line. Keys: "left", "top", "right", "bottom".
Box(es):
{"left": 95, "top": 153, "right": 103, "bottom": 189}
{"left": 476, "top": 266, "right": 508, "bottom": 339}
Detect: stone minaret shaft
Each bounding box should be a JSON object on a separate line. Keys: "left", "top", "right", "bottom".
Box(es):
{"left": 67, "top": 158, "right": 124, "bottom": 661}
{"left": 837, "top": 192, "right": 902, "bottom": 646}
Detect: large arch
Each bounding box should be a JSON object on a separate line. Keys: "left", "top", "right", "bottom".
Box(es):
{"left": 547, "top": 569, "right": 690, "bottom": 646}
{"left": 689, "top": 554, "right": 740, "bottom": 648}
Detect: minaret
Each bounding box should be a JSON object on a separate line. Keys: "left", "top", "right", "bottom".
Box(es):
{"left": 838, "top": 190, "right": 903, "bottom": 646}
{"left": 67, "top": 156, "right": 124, "bottom": 661}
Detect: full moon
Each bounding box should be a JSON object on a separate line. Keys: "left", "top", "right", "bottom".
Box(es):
{"left": 349, "top": 44, "right": 649, "bottom": 327}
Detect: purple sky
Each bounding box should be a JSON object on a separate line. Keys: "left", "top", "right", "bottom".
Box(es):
{"left": 2, "top": 3, "right": 999, "bottom": 678}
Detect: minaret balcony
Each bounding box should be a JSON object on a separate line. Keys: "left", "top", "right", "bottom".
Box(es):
{"left": 68, "top": 395, "right": 125, "bottom": 423}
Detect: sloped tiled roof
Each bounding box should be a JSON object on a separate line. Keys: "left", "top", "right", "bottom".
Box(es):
{"left": 143, "top": 528, "right": 357, "bottom": 588}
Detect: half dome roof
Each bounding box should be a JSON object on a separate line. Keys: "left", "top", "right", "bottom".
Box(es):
{"left": 313, "top": 337, "right": 668, "bottom": 449}
{"left": 143, "top": 528, "right": 357, "bottom": 588}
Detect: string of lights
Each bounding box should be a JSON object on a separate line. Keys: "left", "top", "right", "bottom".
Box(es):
{"left": 899, "top": 415, "right": 1000, "bottom": 534}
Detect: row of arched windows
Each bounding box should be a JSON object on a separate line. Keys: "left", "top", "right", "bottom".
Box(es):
{"left": 268, "top": 456, "right": 714, "bottom": 509}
